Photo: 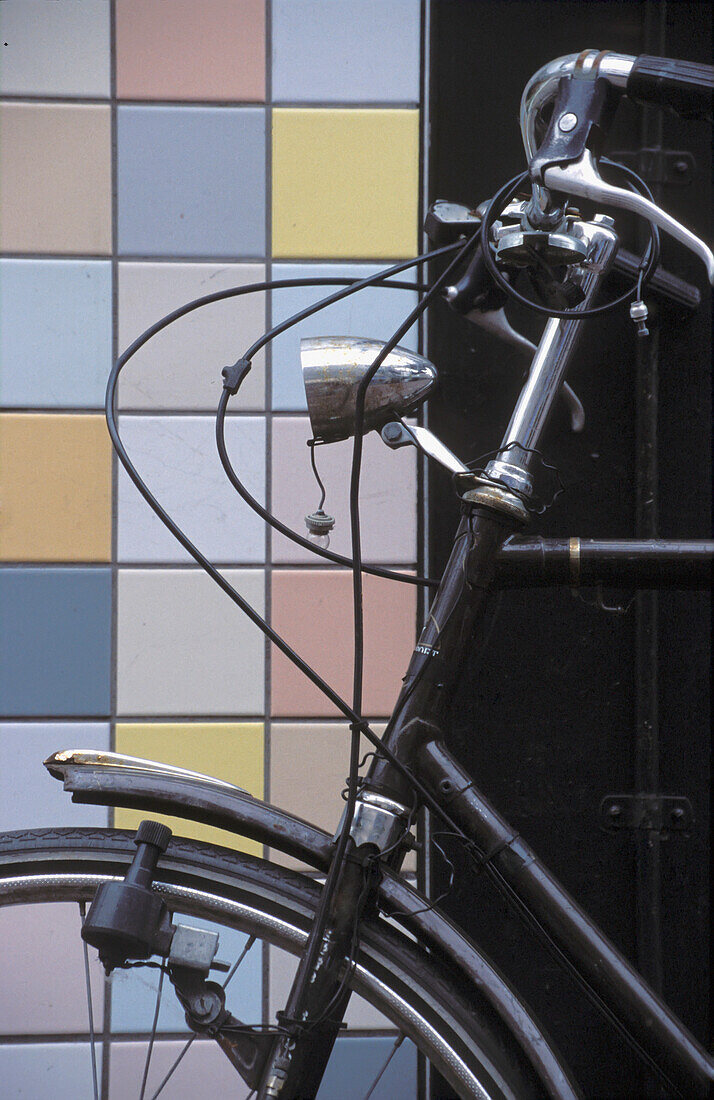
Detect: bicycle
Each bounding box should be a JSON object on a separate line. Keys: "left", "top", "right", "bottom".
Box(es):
{"left": 1, "top": 48, "right": 713, "bottom": 1100}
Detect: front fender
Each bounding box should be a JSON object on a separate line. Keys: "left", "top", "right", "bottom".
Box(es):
{"left": 45, "top": 748, "right": 580, "bottom": 1100}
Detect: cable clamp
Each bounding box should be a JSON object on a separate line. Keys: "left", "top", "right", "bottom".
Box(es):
{"left": 222, "top": 357, "right": 252, "bottom": 395}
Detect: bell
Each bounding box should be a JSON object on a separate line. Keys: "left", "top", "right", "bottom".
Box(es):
{"left": 300, "top": 336, "right": 438, "bottom": 444}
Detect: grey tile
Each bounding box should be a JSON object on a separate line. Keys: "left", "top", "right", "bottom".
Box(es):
{"left": 117, "top": 415, "right": 266, "bottom": 563}
{"left": 0, "top": 1, "right": 110, "bottom": 97}
{"left": 0, "top": 1042, "right": 102, "bottom": 1098}
{"left": 117, "top": 106, "right": 266, "bottom": 257}
{"left": 0, "top": 722, "right": 109, "bottom": 830}
{"left": 0, "top": 902, "right": 104, "bottom": 1034}
{"left": 0, "top": 260, "right": 112, "bottom": 409}
{"left": 117, "top": 568, "right": 265, "bottom": 716}
{"left": 0, "top": 568, "right": 112, "bottom": 717}
{"left": 270, "top": 263, "right": 418, "bottom": 410}
{"left": 317, "top": 1036, "right": 417, "bottom": 1099}
{"left": 272, "top": 0, "right": 421, "bottom": 103}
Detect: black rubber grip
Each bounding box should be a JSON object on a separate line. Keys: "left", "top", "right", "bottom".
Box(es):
{"left": 627, "top": 55, "right": 714, "bottom": 120}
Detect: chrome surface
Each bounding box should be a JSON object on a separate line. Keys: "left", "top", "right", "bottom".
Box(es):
{"left": 301, "top": 336, "right": 438, "bottom": 443}
{"left": 461, "top": 483, "right": 531, "bottom": 525}
{"left": 382, "top": 421, "right": 469, "bottom": 475}
{"left": 486, "top": 217, "right": 619, "bottom": 495}
{"left": 544, "top": 151, "right": 714, "bottom": 284}
{"left": 44, "top": 748, "right": 246, "bottom": 793}
{"left": 343, "top": 792, "right": 412, "bottom": 852}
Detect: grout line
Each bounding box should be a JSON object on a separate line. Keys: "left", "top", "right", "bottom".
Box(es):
{"left": 263, "top": 0, "right": 273, "bottom": 1027}
{"left": 0, "top": 251, "right": 421, "bottom": 265}
{"left": 1, "top": 93, "right": 418, "bottom": 110}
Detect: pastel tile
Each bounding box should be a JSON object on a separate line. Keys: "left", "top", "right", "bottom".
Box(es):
{"left": 0, "top": 723, "right": 109, "bottom": 830}
{"left": 270, "top": 942, "right": 391, "bottom": 1031}
{"left": 271, "top": 570, "right": 416, "bottom": 717}
{"left": 270, "top": 262, "right": 418, "bottom": 410}
{"left": 0, "top": 103, "right": 111, "bottom": 254}
{"left": 110, "top": 912, "right": 261, "bottom": 1030}
{"left": 271, "top": 417, "right": 416, "bottom": 563}
{"left": 0, "top": 414, "right": 112, "bottom": 562}
{"left": 114, "top": 721, "right": 263, "bottom": 850}
{"left": 117, "top": 106, "right": 265, "bottom": 257}
{"left": 117, "top": 569, "right": 265, "bottom": 715}
{"left": 0, "top": 903, "right": 104, "bottom": 1034}
{"left": 115, "top": 0, "right": 265, "bottom": 102}
{"left": 272, "top": 109, "right": 419, "bottom": 259}
{"left": 117, "top": 262, "right": 266, "bottom": 410}
{"left": 0, "top": 568, "right": 111, "bottom": 717}
{"left": 0, "top": 1, "right": 110, "bottom": 96}
{"left": 109, "top": 1038, "right": 252, "bottom": 1099}
{"left": 317, "top": 1036, "right": 417, "bottom": 1099}
{"left": 0, "top": 1043, "right": 102, "bottom": 1099}
{"left": 0, "top": 260, "right": 112, "bottom": 408}
{"left": 117, "top": 415, "right": 266, "bottom": 563}
{"left": 272, "top": 0, "right": 420, "bottom": 103}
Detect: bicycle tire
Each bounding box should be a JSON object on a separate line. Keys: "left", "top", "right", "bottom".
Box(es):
{"left": 0, "top": 827, "right": 544, "bottom": 1100}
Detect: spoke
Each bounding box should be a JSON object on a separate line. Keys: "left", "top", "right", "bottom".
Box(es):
{"left": 150, "top": 934, "right": 257, "bottom": 1099}
{"left": 362, "top": 1033, "right": 405, "bottom": 1100}
{"left": 79, "top": 902, "right": 100, "bottom": 1100}
{"left": 139, "top": 964, "right": 165, "bottom": 1100}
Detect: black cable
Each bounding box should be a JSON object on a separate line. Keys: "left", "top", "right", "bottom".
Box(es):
{"left": 479, "top": 169, "right": 660, "bottom": 320}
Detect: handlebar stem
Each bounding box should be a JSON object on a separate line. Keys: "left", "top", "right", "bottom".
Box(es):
{"left": 486, "top": 216, "right": 619, "bottom": 497}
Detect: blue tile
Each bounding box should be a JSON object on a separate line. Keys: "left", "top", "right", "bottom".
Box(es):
{"left": 0, "top": 260, "right": 112, "bottom": 408}
{"left": 0, "top": 723, "right": 109, "bottom": 830}
{"left": 0, "top": 1042, "right": 102, "bottom": 1100}
{"left": 317, "top": 1036, "right": 417, "bottom": 1099}
{"left": 272, "top": 0, "right": 421, "bottom": 103}
{"left": 271, "top": 263, "right": 418, "bottom": 410}
{"left": 0, "top": 568, "right": 112, "bottom": 717}
{"left": 117, "top": 106, "right": 266, "bottom": 257}
{"left": 110, "top": 914, "right": 261, "bottom": 1033}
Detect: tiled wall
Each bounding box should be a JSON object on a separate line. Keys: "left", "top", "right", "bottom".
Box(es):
{"left": 0, "top": 2, "right": 424, "bottom": 1095}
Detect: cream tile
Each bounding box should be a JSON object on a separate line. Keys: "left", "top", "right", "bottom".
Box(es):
{"left": 117, "top": 568, "right": 265, "bottom": 716}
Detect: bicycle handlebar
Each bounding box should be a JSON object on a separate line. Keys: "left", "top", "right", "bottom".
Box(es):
{"left": 627, "top": 55, "right": 714, "bottom": 120}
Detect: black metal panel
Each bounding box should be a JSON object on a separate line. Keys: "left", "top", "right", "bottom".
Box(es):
{"left": 427, "top": 1, "right": 711, "bottom": 1096}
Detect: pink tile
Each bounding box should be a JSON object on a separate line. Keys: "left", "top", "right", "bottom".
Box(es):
{"left": 270, "top": 570, "right": 416, "bottom": 717}
{"left": 115, "top": 0, "right": 265, "bottom": 102}
{"left": 109, "top": 1038, "right": 252, "bottom": 1098}
{"left": 271, "top": 417, "right": 416, "bottom": 564}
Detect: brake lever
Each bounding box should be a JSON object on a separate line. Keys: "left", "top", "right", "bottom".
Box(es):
{"left": 543, "top": 150, "right": 714, "bottom": 284}
{"left": 464, "top": 307, "right": 585, "bottom": 432}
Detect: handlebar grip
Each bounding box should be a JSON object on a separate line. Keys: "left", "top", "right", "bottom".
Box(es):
{"left": 626, "top": 55, "right": 714, "bottom": 120}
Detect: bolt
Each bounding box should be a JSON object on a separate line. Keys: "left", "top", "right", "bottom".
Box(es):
{"left": 608, "top": 804, "right": 622, "bottom": 819}
{"left": 670, "top": 807, "right": 685, "bottom": 824}
{"left": 673, "top": 159, "right": 689, "bottom": 175}
{"left": 382, "top": 422, "right": 402, "bottom": 442}
{"left": 559, "top": 113, "right": 578, "bottom": 133}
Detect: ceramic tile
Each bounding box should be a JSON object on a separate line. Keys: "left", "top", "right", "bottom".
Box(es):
{"left": 272, "top": 109, "right": 419, "bottom": 259}
{"left": 117, "top": 106, "right": 266, "bottom": 257}
{"left": 0, "top": 103, "right": 111, "bottom": 254}
{"left": 270, "top": 416, "right": 416, "bottom": 563}
{"left": 0, "top": 568, "right": 112, "bottom": 717}
{"left": 0, "top": 723, "right": 109, "bottom": 830}
{"left": 117, "top": 415, "right": 266, "bottom": 563}
{"left": 270, "top": 570, "right": 416, "bottom": 717}
{"left": 0, "top": 1044, "right": 103, "bottom": 1098}
{"left": 117, "top": 262, "right": 266, "bottom": 410}
{"left": 115, "top": 0, "right": 265, "bottom": 102}
{"left": 0, "top": 260, "right": 112, "bottom": 408}
{"left": 272, "top": 0, "right": 420, "bottom": 103}
{"left": 114, "top": 721, "right": 263, "bottom": 850}
{"left": 116, "top": 569, "right": 265, "bottom": 716}
{"left": 316, "top": 1036, "right": 418, "bottom": 1099}
{"left": 269, "top": 262, "right": 418, "bottom": 410}
{"left": 0, "top": 1, "right": 110, "bottom": 96}
{"left": 0, "top": 414, "right": 112, "bottom": 562}
{"left": 269, "top": 943, "right": 392, "bottom": 1031}
{"left": 0, "top": 903, "right": 104, "bottom": 1034}
{"left": 110, "top": 912, "right": 261, "bottom": 1031}
{"left": 108, "top": 1039, "right": 252, "bottom": 1099}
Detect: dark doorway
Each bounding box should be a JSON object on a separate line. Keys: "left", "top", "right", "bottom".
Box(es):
{"left": 427, "top": 2, "right": 711, "bottom": 1096}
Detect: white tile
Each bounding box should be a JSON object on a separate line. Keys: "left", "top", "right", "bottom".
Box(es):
{"left": 117, "top": 415, "right": 266, "bottom": 563}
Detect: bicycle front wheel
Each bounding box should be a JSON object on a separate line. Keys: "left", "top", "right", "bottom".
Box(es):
{"left": 0, "top": 828, "right": 542, "bottom": 1099}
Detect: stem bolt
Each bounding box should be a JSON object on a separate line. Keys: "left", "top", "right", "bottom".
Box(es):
{"left": 558, "top": 113, "right": 578, "bottom": 132}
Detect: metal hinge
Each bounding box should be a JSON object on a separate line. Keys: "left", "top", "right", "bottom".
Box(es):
{"left": 609, "top": 148, "right": 695, "bottom": 187}
{"left": 599, "top": 794, "right": 693, "bottom": 836}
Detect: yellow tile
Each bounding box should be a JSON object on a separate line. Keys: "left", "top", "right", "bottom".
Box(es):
{"left": 114, "top": 722, "right": 264, "bottom": 854}
{"left": 272, "top": 108, "right": 419, "bottom": 259}
{"left": 0, "top": 103, "right": 112, "bottom": 254}
{"left": 0, "top": 414, "right": 112, "bottom": 561}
